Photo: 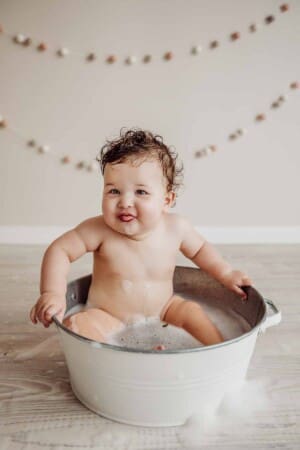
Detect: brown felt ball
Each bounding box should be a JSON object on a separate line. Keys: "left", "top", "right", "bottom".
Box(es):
{"left": 106, "top": 55, "right": 116, "bottom": 64}
{"left": 37, "top": 42, "right": 47, "bottom": 51}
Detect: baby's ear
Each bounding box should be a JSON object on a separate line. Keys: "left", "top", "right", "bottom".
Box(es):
{"left": 164, "top": 191, "right": 176, "bottom": 210}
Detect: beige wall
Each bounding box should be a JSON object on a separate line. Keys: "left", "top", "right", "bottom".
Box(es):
{"left": 0, "top": 0, "right": 299, "bottom": 227}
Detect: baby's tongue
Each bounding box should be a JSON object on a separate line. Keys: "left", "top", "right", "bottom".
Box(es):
{"left": 120, "top": 214, "right": 135, "bottom": 222}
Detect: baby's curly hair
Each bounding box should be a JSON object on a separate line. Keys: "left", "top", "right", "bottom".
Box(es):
{"left": 97, "top": 128, "right": 183, "bottom": 195}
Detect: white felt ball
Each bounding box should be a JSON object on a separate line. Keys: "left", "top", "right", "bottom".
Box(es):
{"left": 191, "top": 45, "right": 202, "bottom": 55}
{"left": 278, "top": 95, "right": 287, "bottom": 103}
{"left": 16, "top": 34, "right": 26, "bottom": 43}
{"left": 125, "top": 56, "right": 137, "bottom": 65}
{"left": 58, "top": 47, "right": 69, "bottom": 57}
{"left": 87, "top": 161, "right": 99, "bottom": 172}
{"left": 38, "top": 145, "right": 50, "bottom": 154}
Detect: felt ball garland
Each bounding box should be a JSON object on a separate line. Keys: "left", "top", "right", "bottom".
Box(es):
{"left": 0, "top": 80, "right": 298, "bottom": 168}
{"left": 0, "top": 3, "right": 297, "bottom": 170}
{"left": 194, "top": 81, "right": 299, "bottom": 159}
{"left": 0, "top": 4, "right": 291, "bottom": 66}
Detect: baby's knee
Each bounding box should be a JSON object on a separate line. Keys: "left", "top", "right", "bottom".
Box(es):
{"left": 164, "top": 296, "right": 202, "bottom": 328}
{"left": 62, "top": 309, "right": 115, "bottom": 342}
{"left": 63, "top": 312, "right": 81, "bottom": 334}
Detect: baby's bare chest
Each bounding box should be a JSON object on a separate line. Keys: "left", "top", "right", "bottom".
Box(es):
{"left": 95, "top": 234, "right": 179, "bottom": 279}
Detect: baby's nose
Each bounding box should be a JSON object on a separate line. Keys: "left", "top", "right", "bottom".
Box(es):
{"left": 118, "top": 194, "right": 134, "bottom": 208}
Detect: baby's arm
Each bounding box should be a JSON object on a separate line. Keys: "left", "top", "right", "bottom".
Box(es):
{"left": 30, "top": 217, "right": 103, "bottom": 327}
{"left": 178, "top": 216, "right": 252, "bottom": 299}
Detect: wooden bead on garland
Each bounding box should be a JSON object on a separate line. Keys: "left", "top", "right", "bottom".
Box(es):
{"left": 143, "top": 54, "right": 152, "bottom": 63}
{"left": 290, "top": 81, "right": 299, "bottom": 89}
{"left": 13, "top": 34, "right": 31, "bottom": 46}
{"left": 280, "top": 4, "right": 289, "bottom": 12}
{"left": 194, "top": 150, "right": 205, "bottom": 158}
{"left": 0, "top": 116, "right": 7, "bottom": 128}
{"left": 255, "top": 113, "right": 266, "bottom": 122}
{"left": 61, "top": 156, "right": 71, "bottom": 164}
{"left": 164, "top": 51, "right": 173, "bottom": 61}
{"left": 194, "top": 145, "right": 216, "bottom": 158}
{"left": 125, "top": 56, "right": 137, "bottom": 65}
{"left": 27, "top": 139, "right": 36, "bottom": 147}
{"left": 231, "top": 32, "right": 240, "bottom": 41}
{"left": 86, "top": 52, "right": 96, "bottom": 61}
{"left": 265, "top": 15, "right": 275, "bottom": 24}
{"left": 191, "top": 45, "right": 202, "bottom": 55}
{"left": 271, "top": 101, "right": 280, "bottom": 108}
{"left": 87, "top": 161, "right": 99, "bottom": 172}
{"left": 271, "top": 95, "right": 287, "bottom": 108}
{"left": 229, "top": 128, "right": 247, "bottom": 140}
{"left": 76, "top": 161, "right": 86, "bottom": 169}
{"left": 249, "top": 24, "right": 257, "bottom": 32}
{"left": 204, "top": 146, "right": 213, "bottom": 155}
{"left": 57, "top": 47, "right": 69, "bottom": 57}
{"left": 278, "top": 95, "right": 287, "bottom": 103}
{"left": 210, "top": 40, "right": 219, "bottom": 49}
{"left": 106, "top": 55, "right": 116, "bottom": 64}
{"left": 13, "top": 34, "right": 26, "bottom": 44}
{"left": 23, "top": 37, "right": 32, "bottom": 47}
{"left": 38, "top": 145, "right": 50, "bottom": 154}
{"left": 37, "top": 42, "right": 47, "bottom": 51}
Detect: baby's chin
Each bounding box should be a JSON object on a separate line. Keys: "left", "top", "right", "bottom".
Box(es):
{"left": 105, "top": 216, "right": 140, "bottom": 236}
{"left": 114, "top": 221, "right": 155, "bottom": 241}
{"left": 103, "top": 214, "right": 160, "bottom": 239}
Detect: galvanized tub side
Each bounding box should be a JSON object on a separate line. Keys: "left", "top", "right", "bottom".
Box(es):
{"left": 54, "top": 266, "right": 280, "bottom": 426}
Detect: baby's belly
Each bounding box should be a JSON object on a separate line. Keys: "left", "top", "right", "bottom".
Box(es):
{"left": 86, "top": 278, "right": 173, "bottom": 322}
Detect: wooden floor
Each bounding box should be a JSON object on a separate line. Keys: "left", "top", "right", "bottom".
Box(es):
{"left": 0, "top": 244, "right": 299, "bottom": 450}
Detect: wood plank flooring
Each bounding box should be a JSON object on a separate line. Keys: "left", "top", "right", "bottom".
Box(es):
{"left": 0, "top": 244, "right": 299, "bottom": 449}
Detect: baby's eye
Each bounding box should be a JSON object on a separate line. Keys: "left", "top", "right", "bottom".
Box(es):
{"left": 108, "top": 188, "right": 120, "bottom": 194}
{"left": 136, "top": 189, "right": 148, "bottom": 195}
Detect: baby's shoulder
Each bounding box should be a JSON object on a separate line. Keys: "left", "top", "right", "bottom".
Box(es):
{"left": 74, "top": 215, "right": 108, "bottom": 251}
{"left": 164, "top": 212, "right": 191, "bottom": 236}
{"left": 76, "top": 215, "right": 106, "bottom": 232}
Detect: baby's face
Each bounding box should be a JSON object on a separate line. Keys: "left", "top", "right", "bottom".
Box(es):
{"left": 102, "top": 159, "right": 174, "bottom": 239}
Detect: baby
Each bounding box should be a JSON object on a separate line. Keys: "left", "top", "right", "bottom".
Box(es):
{"left": 30, "top": 128, "right": 252, "bottom": 347}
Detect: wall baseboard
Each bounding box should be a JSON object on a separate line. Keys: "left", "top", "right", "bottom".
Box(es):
{"left": 0, "top": 226, "right": 299, "bottom": 244}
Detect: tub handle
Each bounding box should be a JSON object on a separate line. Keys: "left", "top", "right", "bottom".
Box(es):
{"left": 260, "top": 298, "right": 282, "bottom": 333}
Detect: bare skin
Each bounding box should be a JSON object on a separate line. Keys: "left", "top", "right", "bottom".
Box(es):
{"left": 30, "top": 159, "right": 252, "bottom": 346}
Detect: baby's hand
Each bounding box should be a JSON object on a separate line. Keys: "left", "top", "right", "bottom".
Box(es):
{"left": 30, "top": 293, "right": 66, "bottom": 327}
{"left": 220, "top": 270, "right": 252, "bottom": 300}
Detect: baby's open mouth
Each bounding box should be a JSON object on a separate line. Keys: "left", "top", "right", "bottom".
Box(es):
{"left": 118, "top": 214, "right": 136, "bottom": 222}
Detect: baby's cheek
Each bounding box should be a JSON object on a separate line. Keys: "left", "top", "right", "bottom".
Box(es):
{"left": 140, "top": 200, "right": 161, "bottom": 217}
{"left": 102, "top": 199, "right": 111, "bottom": 213}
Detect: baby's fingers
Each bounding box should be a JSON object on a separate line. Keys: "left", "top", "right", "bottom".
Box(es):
{"left": 44, "top": 305, "right": 57, "bottom": 320}
{"left": 37, "top": 304, "right": 53, "bottom": 326}
{"left": 55, "top": 308, "right": 65, "bottom": 324}
{"left": 233, "top": 285, "right": 247, "bottom": 300}
{"left": 30, "top": 305, "right": 38, "bottom": 324}
{"left": 44, "top": 305, "right": 64, "bottom": 325}
{"left": 42, "top": 305, "right": 58, "bottom": 327}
